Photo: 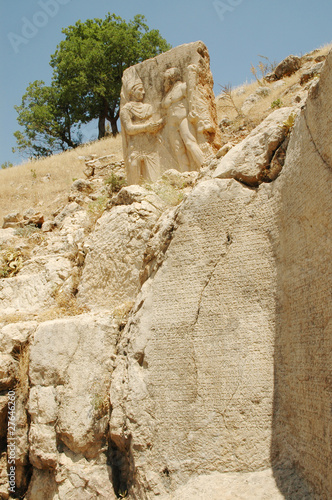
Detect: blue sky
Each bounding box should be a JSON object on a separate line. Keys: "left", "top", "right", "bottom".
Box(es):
{"left": 1, "top": 0, "right": 332, "bottom": 166}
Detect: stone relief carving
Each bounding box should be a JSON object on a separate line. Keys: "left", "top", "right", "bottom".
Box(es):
{"left": 120, "top": 68, "right": 165, "bottom": 185}
{"left": 120, "top": 41, "right": 221, "bottom": 184}
{"left": 162, "top": 67, "right": 204, "bottom": 171}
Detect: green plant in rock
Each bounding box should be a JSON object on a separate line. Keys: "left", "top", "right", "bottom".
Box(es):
{"left": 105, "top": 172, "right": 127, "bottom": 193}
{"left": 281, "top": 113, "right": 296, "bottom": 133}
{"left": 271, "top": 98, "right": 283, "bottom": 109}
{"left": 15, "top": 225, "right": 40, "bottom": 238}
{"left": 88, "top": 195, "right": 108, "bottom": 217}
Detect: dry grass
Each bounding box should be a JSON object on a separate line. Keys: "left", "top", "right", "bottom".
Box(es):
{"left": 0, "top": 135, "right": 123, "bottom": 225}
{"left": 216, "top": 43, "right": 332, "bottom": 142}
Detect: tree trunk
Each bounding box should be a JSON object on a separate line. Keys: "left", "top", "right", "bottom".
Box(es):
{"left": 109, "top": 116, "right": 119, "bottom": 136}
{"left": 98, "top": 115, "right": 106, "bottom": 139}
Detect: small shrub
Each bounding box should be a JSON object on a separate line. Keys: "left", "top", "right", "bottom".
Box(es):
{"left": 91, "top": 393, "right": 110, "bottom": 419}
{"left": 105, "top": 172, "right": 126, "bottom": 193}
{"left": 281, "top": 113, "right": 296, "bottom": 133}
{"left": 251, "top": 55, "right": 278, "bottom": 84}
{"left": 1, "top": 161, "right": 13, "bottom": 169}
{"left": 271, "top": 98, "right": 283, "bottom": 109}
{"left": 15, "top": 225, "right": 40, "bottom": 238}
{"left": 88, "top": 195, "right": 108, "bottom": 218}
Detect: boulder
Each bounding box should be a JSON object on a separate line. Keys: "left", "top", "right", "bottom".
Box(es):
{"left": 78, "top": 196, "right": 164, "bottom": 311}
{"left": 213, "top": 107, "right": 296, "bottom": 186}
{"left": 274, "top": 55, "right": 302, "bottom": 79}
{"left": 2, "top": 212, "right": 22, "bottom": 229}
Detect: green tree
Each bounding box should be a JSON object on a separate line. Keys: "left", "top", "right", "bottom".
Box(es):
{"left": 14, "top": 14, "right": 171, "bottom": 157}
{"left": 14, "top": 80, "right": 82, "bottom": 158}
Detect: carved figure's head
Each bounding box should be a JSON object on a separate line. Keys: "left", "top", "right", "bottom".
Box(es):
{"left": 122, "top": 68, "right": 145, "bottom": 102}
{"left": 164, "top": 67, "right": 181, "bottom": 92}
{"left": 130, "top": 83, "right": 145, "bottom": 102}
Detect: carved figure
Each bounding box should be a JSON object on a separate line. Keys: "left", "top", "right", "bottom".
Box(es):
{"left": 120, "top": 69, "right": 164, "bottom": 184}
{"left": 162, "top": 67, "right": 204, "bottom": 171}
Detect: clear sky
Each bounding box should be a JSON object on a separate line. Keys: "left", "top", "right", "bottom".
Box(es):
{"left": 1, "top": 0, "right": 332, "bottom": 166}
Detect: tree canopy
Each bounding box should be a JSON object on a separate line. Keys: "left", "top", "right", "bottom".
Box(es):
{"left": 14, "top": 14, "right": 171, "bottom": 158}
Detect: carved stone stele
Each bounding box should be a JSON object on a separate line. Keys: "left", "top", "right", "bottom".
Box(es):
{"left": 120, "top": 41, "right": 221, "bottom": 185}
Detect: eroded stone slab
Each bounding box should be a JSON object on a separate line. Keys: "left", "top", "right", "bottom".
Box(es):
{"left": 120, "top": 41, "right": 221, "bottom": 184}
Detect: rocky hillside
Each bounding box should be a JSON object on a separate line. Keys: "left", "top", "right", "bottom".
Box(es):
{"left": 0, "top": 45, "right": 331, "bottom": 499}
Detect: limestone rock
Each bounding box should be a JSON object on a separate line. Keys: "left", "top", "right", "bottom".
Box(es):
{"left": 161, "top": 169, "right": 198, "bottom": 188}
{"left": 213, "top": 107, "right": 295, "bottom": 186}
{"left": 2, "top": 212, "right": 22, "bottom": 229}
{"left": 274, "top": 55, "right": 302, "bottom": 79}
{"left": 300, "top": 61, "right": 324, "bottom": 85}
{"left": 159, "top": 469, "right": 313, "bottom": 500}
{"left": 0, "top": 228, "right": 16, "bottom": 245}
{"left": 112, "top": 185, "right": 165, "bottom": 209}
{"left": 41, "top": 220, "right": 56, "bottom": 232}
{"left": 23, "top": 209, "right": 44, "bottom": 227}
{"left": 0, "top": 255, "right": 72, "bottom": 315}
{"left": 28, "top": 314, "right": 119, "bottom": 459}
{"left": 78, "top": 197, "right": 163, "bottom": 311}
{"left": 110, "top": 178, "right": 278, "bottom": 496}
{"left": 272, "top": 47, "right": 332, "bottom": 500}
{"left": 0, "top": 322, "right": 37, "bottom": 355}
{"left": 242, "top": 86, "right": 270, "bottom": 113}
{"left": 25, "top": 453, "right": 117, "bottom": 500}
{"left": 0, "top": 452, "right": 9, "bottom": 499}
{"left": 70, "top": 179, "right": 92, "bottom": 193}
{"left": 29, "top": 423, "right": 58, "bottom": 469}
{"left": 53, "top": 202, "right": 81, "bottom": 228}
{"left": 216, "top": 142, "right": 233, "bottom": 159}
{"left": 121, "top": 41, "right": 221, "bottom": 184}
{"left": 0, "top": 354, "right": 17, "bottom": 390}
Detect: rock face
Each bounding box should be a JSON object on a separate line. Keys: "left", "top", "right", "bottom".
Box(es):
{"left": 120, "top": 41, "right": 221, "bottom": 184}
{"left": 77, "top": 186, "right": 166, "bottom": 311}
{"left": 274, "top": 54, "right": 302, "bottom": 79}
{"left": 272, "top": 52, "right": 332, "bottom": 500}
{"left": 26, "top": 314, "right": 119, "bottom": 498}
{"left": 110, "top": 178, "right": 279, "bottom": 497}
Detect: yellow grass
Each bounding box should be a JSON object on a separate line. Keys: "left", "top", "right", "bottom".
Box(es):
{"left": 0, "top": 135, "right": 123, "bottom": 225}
{"left": 216, "top": 43, "right": 332, "bottom": 137}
